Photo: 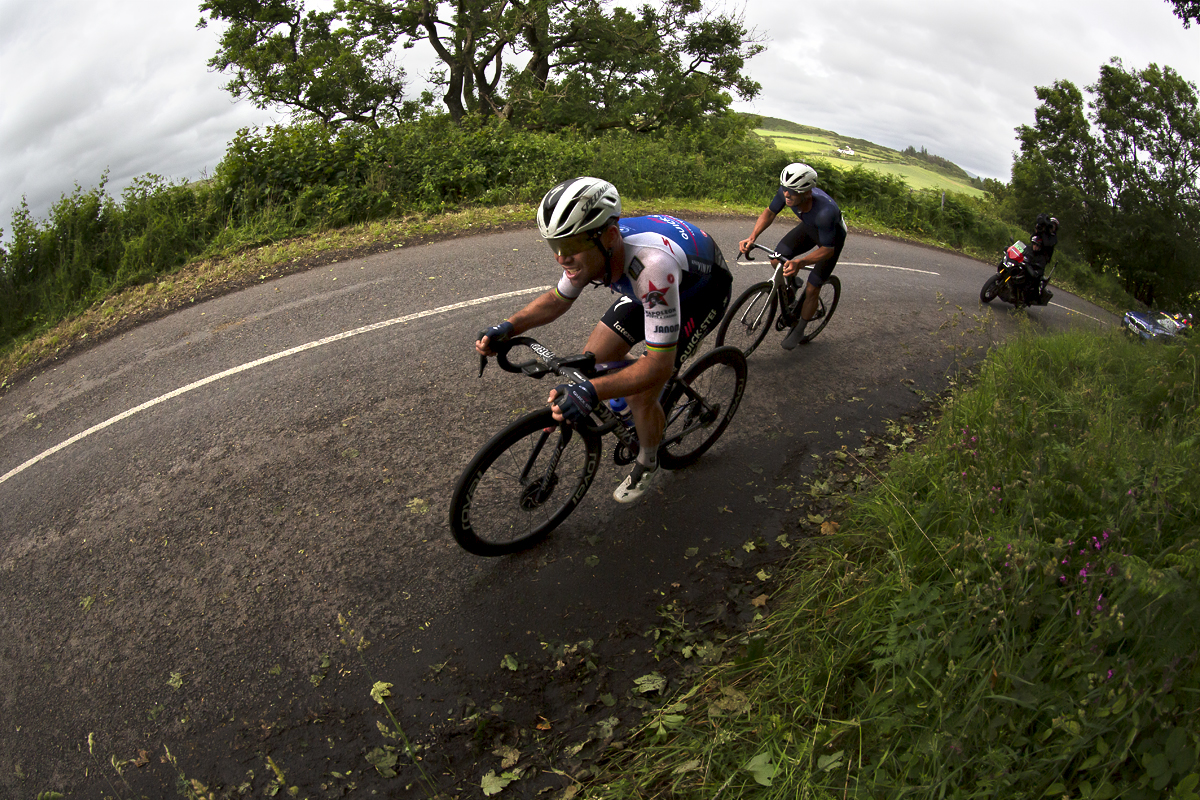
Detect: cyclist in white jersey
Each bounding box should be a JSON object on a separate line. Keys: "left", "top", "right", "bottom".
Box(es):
{"left": 476, "top": 177, "right": 732, "bottom": 503}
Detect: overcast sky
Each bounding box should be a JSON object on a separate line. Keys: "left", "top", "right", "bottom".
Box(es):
{"left": 2, "top": 0, "right": 1197, "bottom": 229}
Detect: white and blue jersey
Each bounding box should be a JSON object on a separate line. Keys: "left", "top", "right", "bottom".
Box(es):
{"left": 555, "top": 215, "right": 729, "bottom": 355}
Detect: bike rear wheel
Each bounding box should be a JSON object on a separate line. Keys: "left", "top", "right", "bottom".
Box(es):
{"left": 449, "top": 408, "right": 602, "bottom": 556}
{"left": 658, "top": 346, "right": 747, "bottom": 470}
{"left": 715, "top": 281, "right": 775, "bottom": 357}
{"left": 798, "top": 275, "right": 841, "bottom": 343}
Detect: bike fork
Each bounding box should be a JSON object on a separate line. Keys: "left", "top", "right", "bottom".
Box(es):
{"left": 522, "top": 425, "right": 573, "bottom": 498}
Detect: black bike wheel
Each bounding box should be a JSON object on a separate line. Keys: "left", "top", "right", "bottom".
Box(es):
{"left": 715, "top": 281, "right": 775, "bottom": 357}
{"left": 980, "top": 274, "right": 1001, "bottom": 303}
{"left": 799, "top": 275, "right": 841, "bottom": 343}
{"left": 658, "top": 346, "right": 748, "bottom": 470}
{"left": 449, "top": 408, "right": 602, "bottom": 556}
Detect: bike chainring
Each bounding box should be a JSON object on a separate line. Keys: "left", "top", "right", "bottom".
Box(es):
{"left": 612, "top": 441, "right": 640, "bottom": 466}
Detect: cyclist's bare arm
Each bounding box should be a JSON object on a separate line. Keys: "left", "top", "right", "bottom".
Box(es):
{"left": 549, "top": 346, "right": 674, "bottom": 423}
{"left": 782, "top": 245, "right": 835, "bottom": 277}
{"left": 739, "top": 207, "right": 778, "bottom": 254}
{"left": 593, "top": 347, "right": 674, "bottom": 401}
{"left": 476, "top": 290, "right": 573, "bottom": 355}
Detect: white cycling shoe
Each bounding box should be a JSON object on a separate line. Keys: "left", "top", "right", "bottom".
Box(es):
{"left": 613, "top": 463, "right": 662, "bottom": 503}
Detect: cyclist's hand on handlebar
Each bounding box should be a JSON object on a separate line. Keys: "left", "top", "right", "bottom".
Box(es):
{"left": 738, "top": 237, "right": 754, "bottom": 255}
{"left": 549, "top": 380, "right": 598, "bottom": 425}
{"left": 782, "top": 259, "right": 802, "bottom": 277}
{"left": 476, "top": 320, "right": 515, "bottom": 356}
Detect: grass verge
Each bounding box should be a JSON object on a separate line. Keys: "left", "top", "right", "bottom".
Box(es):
{"left": 0, "top": 204, "right": 534, "bottom": 390}
{"left": 581, "top": 325, "right": 1200, "bottom": 798}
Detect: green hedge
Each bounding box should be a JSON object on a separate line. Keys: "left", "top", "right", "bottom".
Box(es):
{"left": 0, "top": 113, "right": 1027, "bottom": 351}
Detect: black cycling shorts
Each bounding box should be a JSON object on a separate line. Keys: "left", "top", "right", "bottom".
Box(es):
{"left": 600, "top": 259, "right": 732, "bottom": 368}
{"left": 776, "top": 225, "right": 844, "bottom": 287}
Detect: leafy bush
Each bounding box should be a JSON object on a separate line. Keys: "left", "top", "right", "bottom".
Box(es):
{"left": 0, "top": 111, "right": 1052, "bottom": 353}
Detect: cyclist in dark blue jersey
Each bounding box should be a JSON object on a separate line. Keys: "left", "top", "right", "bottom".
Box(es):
{"left": 476, "top": 177, "right": 732, "bottom": 503}
{"left": 739, "top": 163, "right": 848, "bottom": 349}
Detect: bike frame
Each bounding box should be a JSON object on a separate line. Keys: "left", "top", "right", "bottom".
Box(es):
{"left": 487, "top": 337, "right": 714, "bottom": 453}
{"left": 743, "top": 242, "right": 800, "bottom": 322}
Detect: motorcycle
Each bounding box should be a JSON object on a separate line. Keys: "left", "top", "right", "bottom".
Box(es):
{"left": 980, "top": 241, "right": 1053, "bottom": 308}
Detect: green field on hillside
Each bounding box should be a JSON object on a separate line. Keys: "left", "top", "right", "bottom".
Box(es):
{"left": 755, "top": 124, "right": 985, "bottom": 198}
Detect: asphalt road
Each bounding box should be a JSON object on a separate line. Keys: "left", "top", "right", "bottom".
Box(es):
{"left": 0, "top": 218, "right": 1116, "bottom": 797}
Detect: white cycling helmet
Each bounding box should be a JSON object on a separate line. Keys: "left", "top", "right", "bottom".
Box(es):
{"left": 780, "top": 162, "right": 818, "bottom": 193}
{"left": 537, "top": 177, "right": 622, "bottom": 239}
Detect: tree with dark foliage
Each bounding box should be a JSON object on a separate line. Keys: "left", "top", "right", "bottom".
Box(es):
{"left": 1164, "top": 0, "right": 1200, "bottom": 27}
{"left": 1011, "top": 59, "right": 1200, "bottom": 306}
{"left": 199, "top": 0, "right": 763, "bottom": 132}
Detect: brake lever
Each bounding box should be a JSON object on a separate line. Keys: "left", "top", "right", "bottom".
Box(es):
{"left": 478, "top": 353, "right": 488, "bottom": 378}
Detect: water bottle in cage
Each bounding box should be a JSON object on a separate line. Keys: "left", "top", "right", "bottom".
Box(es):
{"left": 608, "top": 397, "right": 635, "bottom": 430}
{"left": 608, "top": 396, "right": 639, "bottom": 465}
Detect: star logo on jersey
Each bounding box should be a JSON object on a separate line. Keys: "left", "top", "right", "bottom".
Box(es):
{"left": 642, "top": 280, "right": 669, "bottom": 309}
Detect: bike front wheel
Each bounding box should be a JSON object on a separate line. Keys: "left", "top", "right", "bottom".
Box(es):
{"left": 799, "top": 275, "right": 841, "bottom": 343}
{"left": 980, "top": 273, "right": 1000, "bottom": 303}
{"left": 715, "top": 281, "right": 775, "bottom": 357}
{"left": 449, "top": 408, "right": 603, "bottom": 556}
{"left": 658, "top": 346, "right": 748, "bottom": 470}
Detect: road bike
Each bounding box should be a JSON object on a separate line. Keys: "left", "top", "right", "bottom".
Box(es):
{"left": 714, "top": 243, "right": 841, "bottom": 356}
{"left": 449, "top": 336, "right": 748, "bottom": 556}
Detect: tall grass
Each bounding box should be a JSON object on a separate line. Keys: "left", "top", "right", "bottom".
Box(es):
{"left": 584, "top": 328, "right": 1200, "bottom": 798}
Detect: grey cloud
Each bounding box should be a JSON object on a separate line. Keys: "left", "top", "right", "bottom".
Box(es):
{"left": 1, "top": 0, "right": 1197, "bottom": 227}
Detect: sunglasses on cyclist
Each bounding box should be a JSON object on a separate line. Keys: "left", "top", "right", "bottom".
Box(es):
{"left": 547, "top": 232, "right": 599, "bottom": 258}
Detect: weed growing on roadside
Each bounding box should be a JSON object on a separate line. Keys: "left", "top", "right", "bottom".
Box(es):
{"left": 335, "top": 612, "right": 440, "bottom": 794}
{"left": 579, "top": 330, "right": 1200, "bottom": 798}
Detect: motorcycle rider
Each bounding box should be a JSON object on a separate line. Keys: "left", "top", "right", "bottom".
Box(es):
{"left": 1024, "top": 213, "right": 1058, "bottom": 305}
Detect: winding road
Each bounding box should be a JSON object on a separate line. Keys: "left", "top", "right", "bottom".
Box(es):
{"left": 0, "top": 219, "right": 1114, "bottom": 798}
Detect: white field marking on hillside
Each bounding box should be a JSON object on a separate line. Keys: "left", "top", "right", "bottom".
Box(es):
{"left": 0, "top": 286, "right": 550, "bottom": 487}
{"left": 737, "top": 260, "right": 939, "bottom": 276}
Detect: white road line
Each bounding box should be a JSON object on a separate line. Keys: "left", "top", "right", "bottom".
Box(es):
{"left": 1049, "top": 303, "right": 1108, "bottom": 324}
{"left": 840, "top": 261, "right": 940, "bottom": 275}
{"left": 736, "top": 260, "right": 939, "bottom": 276}
{"left": 1, "top": 286, "right": 550, "bottom": 487}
